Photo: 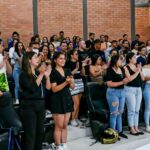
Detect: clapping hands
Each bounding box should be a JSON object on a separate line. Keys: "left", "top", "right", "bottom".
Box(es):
{"left": 137, "top": 63, "right": 142, "bottom": 72}
{"left": 44, "top": 65, "right": 52, "bottom": 80}
{"left": 38, "top": 62, "right": 52, "bottom": 79}
{"left": 66, "top": 75, "right": 74, "bottom": 84}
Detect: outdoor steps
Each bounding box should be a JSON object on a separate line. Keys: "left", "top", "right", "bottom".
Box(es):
{"left": 67, "top": 126, "right": 150, "bottom": 150}
{"left": 67, "top": 125, "right": 92, "bottom": 142}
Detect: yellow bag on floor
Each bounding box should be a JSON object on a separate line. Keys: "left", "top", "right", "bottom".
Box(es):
{"left": 100, "top": 128, "right": 118, "bottom": 144}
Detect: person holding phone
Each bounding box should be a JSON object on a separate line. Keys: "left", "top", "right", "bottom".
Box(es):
{"left": 50, "top": 51, "right": 75, "bottom": 150}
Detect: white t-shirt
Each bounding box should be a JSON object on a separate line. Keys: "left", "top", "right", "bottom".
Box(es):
{"left": 142, "top": 67, "right": 150, "bottom": 83}
{"left": 0, "top": 54, "right": 9, "bottom": 92}
{"left": 9, "top": 47, "right": 15, "bottom": 65}
{"left": 52, "top": 41, "right": 60, "bottom": 48}
{"left": 147, "top": 46, "right": 150, "bottom": 54}
{"left": 0, "top": 53, "right": 6, "bottom": 73}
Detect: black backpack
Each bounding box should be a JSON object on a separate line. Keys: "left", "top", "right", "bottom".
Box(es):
{"left": 91, "top": 120, "right": 108, "bottom": 140}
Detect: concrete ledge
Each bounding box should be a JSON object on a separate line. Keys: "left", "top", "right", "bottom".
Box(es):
{"left": 67, "top": 125, "right": 92, "bottom": 142}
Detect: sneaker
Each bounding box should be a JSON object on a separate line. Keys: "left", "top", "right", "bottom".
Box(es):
{"left": 50, "top": 143, "right": 56, "bottom": 150}
{"left": 42, "top": 143, "right": 51, "bottom": 150}
{"left": 46, "top": 110, "right": 52, "bottom": 118}
{"left": 84, "top": 118, "right": 91, "bottom": 127}
{"left": 70, "top": 119, "right": 78, "bottom": 127}
{"left": 61, "top": 143, "right": 68, "bottom": 150}
{"left": 146, "top": 126, "right": 150, "bottom": 133}
{"left": 14, "top": 99, "right": 19, "bottom": 104}
{"left": 50, "top": 143, "right": 63, "bottom": 150}
{"left": 76, "top": 119, "right": 83, "bottom": 126}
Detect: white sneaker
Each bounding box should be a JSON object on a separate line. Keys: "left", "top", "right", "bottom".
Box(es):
{"left": 57, "top": 146, "right": 63, "bottom": 150}
{"left": 50, "top": 143, "right": 63, "bottom": 150}
{"left": 46, "top": 110, "right": 52, "bottom": 118}
{"left": 76, "top": 119, "right": 83, "bottom": 126}
{"left": 85, "top": 118, "right": 91, "bottom": 127}
{"left": 61, "top": 143, "right": 68, "bottom": 150}
{"left": 146, "top": 126, "right": 150, "bottom": 133}
{"left": 14, "top": 99, "right": 19, "bottom": 104}
{"left": 70, "top": 119, "right": 78, "bottom": 127}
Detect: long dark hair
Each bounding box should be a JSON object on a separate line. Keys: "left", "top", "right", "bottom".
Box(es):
{"left": 109, "top": 55, "right": 120, "bottom": 68}
{"left": 50, "top": 34, "right": 57, "bottom": 42}
{"left": 126, "top": 52, "right": 135, "bottom": 64}
{"left": 42, "top": 36, "right": 49, "bottom": 43}
{"left": 91, "top": 54, "right": 101, "bottom": 65}
{"left": 22, "top": 51, "right": 36, "bottom": 81}
{"left": 14, "top": 42, "right": 25, "bottom": 57}
{"left": 40, "top": 45, "right": 51, "bottom": 59}
{"left": 52, "top": 51, "right": 65, "bottom": 68}
{"left": 67, "top": 49, "right": 77, "bottom": 61}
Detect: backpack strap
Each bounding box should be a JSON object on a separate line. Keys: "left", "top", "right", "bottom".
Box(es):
{"left": 8, "top": 128, "right": 12, "bottom": 150}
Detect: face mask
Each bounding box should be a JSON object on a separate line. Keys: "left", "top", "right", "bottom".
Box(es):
{"left": 32, "top": 49, "right": 39, "bottom": 54}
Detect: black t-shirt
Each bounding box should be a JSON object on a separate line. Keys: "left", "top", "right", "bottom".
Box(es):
{"left": 85, "top": 40, "right": 94, "bottom": 49}
{"left": 65, "top": 60, "right": 82, "bottom": 79}
{"left": 131, "top": 40, "right": 143, "bottom": 50}
{"left": 126, "top": 65, "right": 142, "bottom": 87}
{"left": 137, "top": 56, "right": 146, "bottom": 66}
{"left": 50, "top": 68, "right": 73, "bottom": 113}
{"left": 19, "top": 71, "right": 44, "bottom": 101}
{"left": 90, "top": 48, "right": 106, "bottom": 62}
{"left": 50, "top": 68, "right": 72, "bottom": 85}
{"left": 77, "top": 49, "right": 90, "bottom": 62}
{"left": 106, "top": 67, "right": 125, "bottom": 89}
{"left": 77, "top": 49, "right": 90, "bottom": 71}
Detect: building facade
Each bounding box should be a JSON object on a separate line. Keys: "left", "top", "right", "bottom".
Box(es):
{"left": 0, "top": 0, "right": 149, "bottom": 46}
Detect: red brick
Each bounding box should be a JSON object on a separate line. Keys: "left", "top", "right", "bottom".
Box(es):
{"left": 0, "top": 0, "right": 149, "bottom": 47}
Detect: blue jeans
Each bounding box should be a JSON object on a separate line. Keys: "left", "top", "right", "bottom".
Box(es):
{"left": 143, "top": 83, "right": 150, "bottom": 126}
{"left": 13, "top": 68, "right": 21, "bottom": 100}
{"left": 125, "top": 86, "right": 142, "bottom": 127}
{"left": 106, "top": 88, "right": 125, "bottom": 133}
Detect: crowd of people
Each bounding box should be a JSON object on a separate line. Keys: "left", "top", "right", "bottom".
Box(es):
{"left": 0, "top": 30, "right": 150, "bottom": 150}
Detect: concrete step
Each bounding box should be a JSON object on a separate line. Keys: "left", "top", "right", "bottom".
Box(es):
{"left": 67, "top": 125, "right": 92, "bottom": 142}
{"left": 67, "top": 127, "right": 150, "bottom": 150}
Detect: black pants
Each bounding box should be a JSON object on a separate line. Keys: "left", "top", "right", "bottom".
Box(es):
{"left": 0, "top": 92, "right": 22, "bottom": 131}
{"left": 20, "top": 100, "right": 45, "bottom": 150}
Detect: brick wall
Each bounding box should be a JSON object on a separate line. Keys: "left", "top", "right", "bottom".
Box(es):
{"left": 38, "top": 0, "right": 83, "bottom": 39}
{"left": 38, "top": 0, "right": 131, "bottom": 41}
{"left": 0, "top": 0, "right": 149, "bottom": 47}
{"left": 87, "top": 0, "right": 131, "bottom": 41}
{"left": 0, "top": 0, "right": 33, "bottom": 46}
{"left": 135, "top": 6, "right": 150, "bottom": 42}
